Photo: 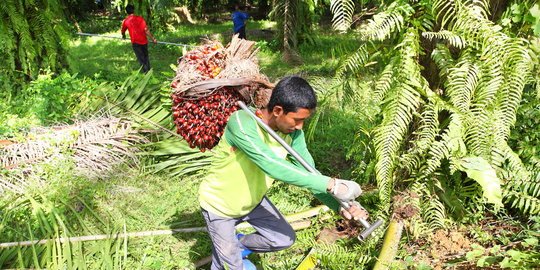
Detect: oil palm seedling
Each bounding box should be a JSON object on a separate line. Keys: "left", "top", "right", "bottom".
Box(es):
{"left": 328, "top": 0, "right": 538, "bottom": 252}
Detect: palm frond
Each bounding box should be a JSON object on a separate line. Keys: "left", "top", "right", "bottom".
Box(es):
{"left": 338, "top": 44, "right": 370, "bottom": 78}
{"left": 314, "top": 242, "right": 372, "bottom": 269}
{"left": 446, "top": 51, "right": 479, "bottom": 112}
{"left": 328, "top": 0, "right": 537, "bottom": 221}
{"left": 359, "top": 0, "right": 413, "bottom": 41}
{"left": 143, "top": 136, "right": 211, "bottom": 177}
{"left": 374, "top": 29, "right": 424, "bottom": 206}
{"left": 422, "top": 30, "right": 467, "bottom": 49}
{"left": 92, "top": 71, "right": 212, "bottom": 177}
{"left": 282, "top": 0, "right": 302, "bottom": 64}
{"left": 399, "top": 103, "right": 440, "bottom": 171}
{"left": 373, "top": 57, "right": 398, "bottom": 104}
{"left": 0, "top": 116, "right": 148, "bottom": 192}
{"left": 430, "top": 44, "right": 456, "bottom": 80}
{"left": 422, "top": 194, "right": 448, "bottom": 229}
{"left": 1, "top": 193, "right": 125, "bottom": 268}
{"left": 0, "top": 0, "right": 67, "bottom": 78}
{"left": 330, "top": 0, "right": 355, "bottom": 32}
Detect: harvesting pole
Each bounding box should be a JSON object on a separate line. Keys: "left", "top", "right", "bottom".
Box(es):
{"left": 76, "top": 33, "right": 197, "bottom": 47}
{"left": 237, "top": 101, "right": 383, "bottom": 241}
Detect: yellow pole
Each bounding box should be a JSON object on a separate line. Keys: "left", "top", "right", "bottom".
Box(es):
{"left": 373, "top": 219, "right": 403, "bottom": 270}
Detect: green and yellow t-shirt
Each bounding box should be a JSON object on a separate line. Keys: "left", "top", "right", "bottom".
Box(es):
{"left": 198, "top": 109, "right": 340, "bottom": 218}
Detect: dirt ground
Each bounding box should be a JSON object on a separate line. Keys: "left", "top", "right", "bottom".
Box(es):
{"left": 317, "top": 218, "right": 362, "bottom": 244}
{"left": 431, "top": 230, "right": 472, "bottom": 256}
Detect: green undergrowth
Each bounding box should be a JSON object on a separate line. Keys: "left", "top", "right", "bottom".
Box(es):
{"left": 0, "top": 156, "right": 348, "bottom": 269}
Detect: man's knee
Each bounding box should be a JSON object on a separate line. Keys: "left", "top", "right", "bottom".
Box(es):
{"left": 271, "top": 230, "right": 296, "bottom": 250}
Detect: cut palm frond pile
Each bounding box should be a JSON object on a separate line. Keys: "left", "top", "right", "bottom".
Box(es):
{"left": 169, "top": 35, "right": 274, "bottom": 152}
{"left": 90, "top": 71, "right": 213, "bottom": 178}
{"left": 0, "top": 116, "right": 147, "bottom": 193}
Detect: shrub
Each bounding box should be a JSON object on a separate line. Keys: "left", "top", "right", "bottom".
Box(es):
{"left": 0, "top": 70, "right": 100, "bottom": 138}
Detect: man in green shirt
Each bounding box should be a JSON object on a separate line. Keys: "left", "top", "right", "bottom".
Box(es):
{"left": 199, "top": 76, "right": 367, "bottom": 270}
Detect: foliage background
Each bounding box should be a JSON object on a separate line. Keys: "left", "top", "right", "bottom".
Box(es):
{"left": 0, "top": 0, "right": 538, "bottom": 268}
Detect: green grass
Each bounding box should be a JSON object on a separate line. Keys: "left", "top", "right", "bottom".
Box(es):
{"left": 4, "top": 17, "right": 539, "bottom": 269}
{"left": 70, "top": 20, "right": 277, "bottom": 83}
{"left": 69, "top": 19, "right": 361, "bottom": 83}
{"left": 81, "top": 170, "right": 212, "bottom": 268}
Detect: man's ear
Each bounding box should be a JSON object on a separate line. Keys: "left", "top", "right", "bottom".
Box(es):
{"left": 272, "top": 105, "right": 284, "bottom": 117}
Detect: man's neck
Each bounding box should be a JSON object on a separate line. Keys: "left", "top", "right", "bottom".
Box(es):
{"left": 261, "top": 109, "right": 277, "bottom": 131}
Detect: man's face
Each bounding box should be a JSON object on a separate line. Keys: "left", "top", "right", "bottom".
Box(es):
{"left": 272, "top": 106, "right": 313, "bottom": 134}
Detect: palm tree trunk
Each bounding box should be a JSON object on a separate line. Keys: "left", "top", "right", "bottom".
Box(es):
{"left": 282, "top": 0, "right": 302, "bottom": 64}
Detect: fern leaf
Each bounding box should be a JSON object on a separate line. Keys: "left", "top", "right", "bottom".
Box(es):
{"left": 373, "top": 57, "right": 398, "bottom": 104}
{"left": 431, "top": 44, "right": 456, "bottom": 80}
{"left": 400, "top": 104, "right": 440, "bottom": 171}
{"left": 446, "top": 52, "right": 480, "bottom": 112}
{"left": 423, "top": 196, "right": 448, "bottom": 229}
{"left": 330, "top": 0, "right": 355, "bottom": 32}
{"left": 359, "top": 1, "right": 413, "bottom": 41}
{"left": 422, "top": 30, "right": 467, "bottom": 48}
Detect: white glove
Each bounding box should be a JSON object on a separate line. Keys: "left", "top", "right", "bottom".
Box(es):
{"left": 330, "top": 178, "right": 362, "bottom": 202}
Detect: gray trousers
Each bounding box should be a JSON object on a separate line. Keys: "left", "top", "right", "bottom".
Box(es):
{"left": 201, "top": 196, "right": 296, "bottom": 270}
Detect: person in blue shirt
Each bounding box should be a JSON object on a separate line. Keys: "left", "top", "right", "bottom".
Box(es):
{"left": 232, "top": 4, "right": 248, "bottom": 39}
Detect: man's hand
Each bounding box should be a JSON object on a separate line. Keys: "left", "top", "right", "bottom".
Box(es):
{"left": 327, "top": 178, "right": 362, "bottom": 202}
{"left": 152, "top": 38, "right": 157, "bottom": 44}
{"left": 340, "top": 201, "right": 369, "bottom": 221}
{"left": 122, "top": 33, "right": 126, "bottom": 39}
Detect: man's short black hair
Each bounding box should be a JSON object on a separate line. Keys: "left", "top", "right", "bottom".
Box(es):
{"left": 267, "top": 76, "right": 317, "bottom": 114}
{"left": 126, "top": 4, "right": 135, "bottom": 14}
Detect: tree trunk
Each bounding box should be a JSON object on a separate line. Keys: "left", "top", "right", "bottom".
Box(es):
{"left": 259, "top": 0, "right": 270, "bottom": 17}
{"left": 282, "top": 0, "right": 302, "bottom": 64}
{"left": 489, "top": 0, "right": 512, "bottom": 22}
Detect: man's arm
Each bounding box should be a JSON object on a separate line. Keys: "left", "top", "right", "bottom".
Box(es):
{"left": 144, "top": 27, "right": 157, "bottom": 43}
{"left": 225, "top": 111, "right": 331, "bottom": 195}
{"left": 289, "top": 130, "right": 341, "bottom": 211}
{"left": 225, "top": 110, "right": 367, "bottom": 214}
{"left": 121, "top": 21, "right": 127, "bottom": 39}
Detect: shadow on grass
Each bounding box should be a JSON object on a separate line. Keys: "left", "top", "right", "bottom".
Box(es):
{"left": 167, "top": 209, "right": 213, "bottom": 269}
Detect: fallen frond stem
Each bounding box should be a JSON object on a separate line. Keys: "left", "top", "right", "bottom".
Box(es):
{"left": 373, "top": 219, "right": 404, "bottom": 270}
{"left": 0, "top": 227, "right": 207, "bottom": 248}
{"left": 2, "top": 157, "right": 45, "bottom": 170}
{"left": 0, "top": 205, "right": 329, "bottom": 248}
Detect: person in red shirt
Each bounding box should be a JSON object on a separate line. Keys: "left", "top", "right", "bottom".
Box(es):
{"left": 121, "top": 4, "right": 157, "bottom": 73}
